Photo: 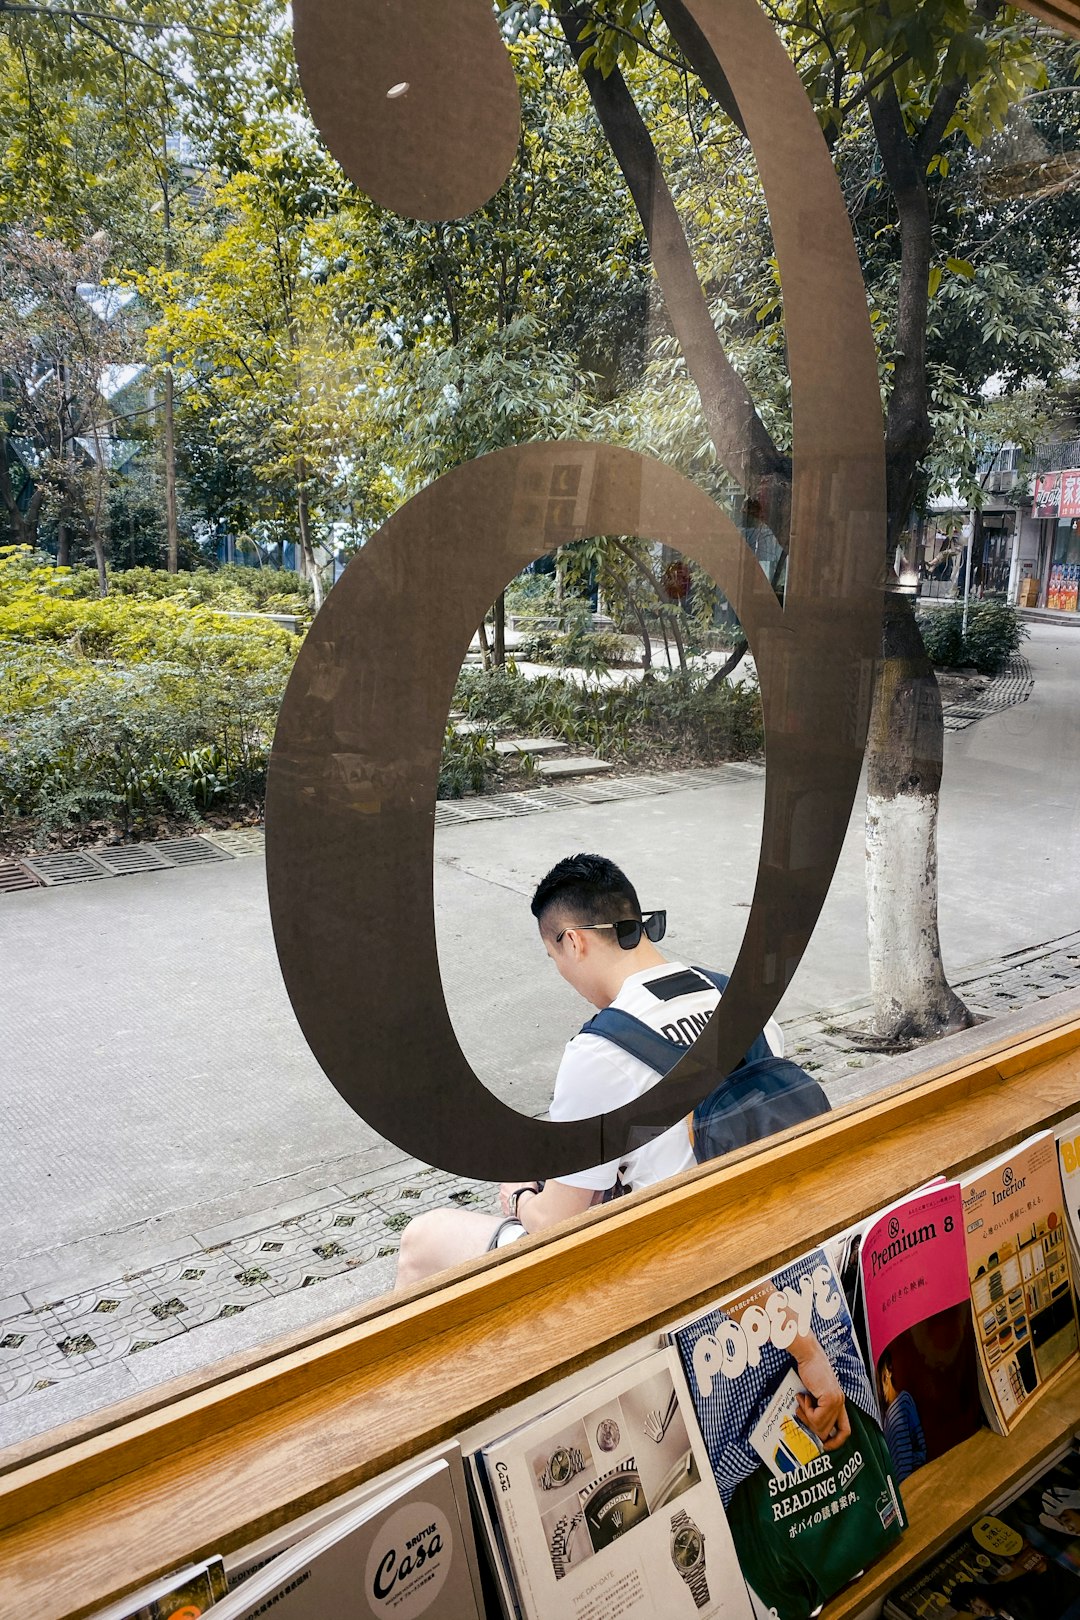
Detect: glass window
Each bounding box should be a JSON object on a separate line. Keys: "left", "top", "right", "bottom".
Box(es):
{"left": 1, "top": 0, "right": 1078, "bottom": 1452}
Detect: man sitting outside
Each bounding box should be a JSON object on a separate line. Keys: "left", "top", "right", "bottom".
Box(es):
{"left": 394, "top": 852, "right": 782, "bottom": 1289}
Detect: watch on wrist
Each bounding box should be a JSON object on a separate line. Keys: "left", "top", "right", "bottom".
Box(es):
{"left": 670, "top": 1507, "right": 709, "bottom": 1609}
{"left": 539, "top": 1444, "right": 586, "bottom": 1491}
{"left": 509, "top": 1185, "right": 536, "bottom": 1219}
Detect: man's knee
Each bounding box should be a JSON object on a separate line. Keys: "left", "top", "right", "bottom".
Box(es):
{"left": 394, "top": 1206, "right": 504, "bottom": 1290}
{"left": 395, "top": 1210, "right": 442, "bottom": 1289}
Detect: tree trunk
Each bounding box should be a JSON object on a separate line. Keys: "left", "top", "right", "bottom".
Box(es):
{"left": 89, "top": 524, "right": 109, "bottom": 596}
{"left": 0, "top": 438, "right": 39, "bottom": 548}
{"left": 866, "top": 593, "right": 969, "bottom": 1037}
{"left": 493, "top": 592, "right": 506, "bottom": 667}
{"left": 476, "top": 615, "right": 492, "bottom": 671}
{"left": 164, "top": 364, "right": 179, "bottom": 572}
{"left": 862, "top": 81, "right": 973, "bottom": 1039}
{"left": 57, "top": 519, "right": 70, "bottom": 567}
{"left": 296, "top": 483, "right": 324, "bottom": 611}
{"left": 161, "top": 132, "right": 180, "bottom": 573}
{"left": 628, "top": 593, "right": 653, "bottom": 676}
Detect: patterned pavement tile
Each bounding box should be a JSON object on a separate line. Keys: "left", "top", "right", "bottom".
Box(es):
{"left": 0, "top": 1313, "right": 68, "bottom": 1398}
{"left": 49, "top": 1278, "right": 187, "bottom": 1368}
{"left": 132, "top": 1254, "right": 276, "bottom": 1329}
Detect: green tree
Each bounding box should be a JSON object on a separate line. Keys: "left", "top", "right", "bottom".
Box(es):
{"left": 0, "top": 228, "right": 129, "bottom": 590}
{"left": 142, "top": 147, "right": 386, "bottom": 607}
{"left": 524, "top": 0, "right": 1073, "bottom": 1039}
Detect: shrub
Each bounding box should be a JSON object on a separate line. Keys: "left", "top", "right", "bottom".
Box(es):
{"left": 439, "top": 726, "right": 497, "bottom": 798}
{"left": 0, "top": 547, "right": 298, "bottom": 844}
{"left": 451, "top": 664, "right": 764, "bottom": 768}
{"left": 0, "top": 659, "right": 283, "bottom": 839}
{"left": 961, "top": 601, "right": 1027, "bottom": 675}
{"left": 916, "top": 600, "right": 1027, "bottom": 675}
{"left": 916, "top": 604, "right": 966, "bottom": 669}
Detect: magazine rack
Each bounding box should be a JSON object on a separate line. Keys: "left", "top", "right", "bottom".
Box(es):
{"left": 0, "top": 1000, "right": 1078, "bottom": 1619}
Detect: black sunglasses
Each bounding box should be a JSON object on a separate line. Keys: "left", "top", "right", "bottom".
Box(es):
{"left": 555, "top": 911, "right": 667, "bottom": 950}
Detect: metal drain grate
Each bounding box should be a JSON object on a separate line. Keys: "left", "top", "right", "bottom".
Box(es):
{"left": 203, "top": 828, "right": 266, "bottom": 857}
{"left": 552, "top": 780, "right": 625, "bottom": 802}
{"left": 0, "top": 859, "right": 40, "bottom": 893}
{"left": 21, "top": 851, "right": 111, "bottom": 886}
{"left": 154, "top": 836, "right": 233, "bottom": 867}
{"left": 91, "top": 844, "right": 177, "bottom": 877}
{"left": 480, "top": 793, "right": 544, "bottom": 816}
{"left": 601, "top": 776, "right": 669, "bottom": 797}
{"left": 434, "top": 803, "right": 474, "bottom": 824}
{"left": 442, "top": 799, "right": 520, "bottom": 822}
{"left": 513, "top": 788, "right": 589, "bottom": 809}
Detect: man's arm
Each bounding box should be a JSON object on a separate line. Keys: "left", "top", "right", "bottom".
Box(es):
{"left": 499, "top": 1180, "right": 597, "bottom": 1232}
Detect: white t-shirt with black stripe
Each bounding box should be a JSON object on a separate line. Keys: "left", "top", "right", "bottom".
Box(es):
{"left": 548, "top": 961, "right": 784, "bottom": 1194}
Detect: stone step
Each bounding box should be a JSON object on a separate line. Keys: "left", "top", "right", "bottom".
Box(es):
{"left": 493, "top": 736, "right": 570, "bottom": 758}
{"left": 535, "top": 755, "right": 614, "bottom": 779}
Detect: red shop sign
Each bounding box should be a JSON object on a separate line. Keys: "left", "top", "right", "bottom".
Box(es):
{"left": 1033, "top": 472, "right": 1061, "bottom": 518}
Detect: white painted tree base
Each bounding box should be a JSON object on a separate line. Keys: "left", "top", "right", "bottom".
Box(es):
{"left": 866, "top": 790, "right": 970, "bottom": 1038}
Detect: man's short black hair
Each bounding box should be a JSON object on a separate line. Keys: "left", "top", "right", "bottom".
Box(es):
{"left": 530, "top": 853, "right": 642, "bottom": 934}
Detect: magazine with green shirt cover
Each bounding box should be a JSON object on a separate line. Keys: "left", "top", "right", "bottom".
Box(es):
{"left": 669, "top": 1246, "right": 906, "bottom": 1620}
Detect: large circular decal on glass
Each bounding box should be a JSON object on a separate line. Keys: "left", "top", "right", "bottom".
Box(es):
{"left": 268, "top": 0, "right": 885, "bottom": 1181}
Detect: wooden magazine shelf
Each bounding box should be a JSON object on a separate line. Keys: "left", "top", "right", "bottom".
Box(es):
{"left": 2, "top": 1004, "right": 1080, "bottom": 1620}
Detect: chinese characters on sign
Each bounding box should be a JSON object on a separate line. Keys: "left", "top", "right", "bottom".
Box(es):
{"left": 1031, "top": 469, "right": 1080, "bottom": 520}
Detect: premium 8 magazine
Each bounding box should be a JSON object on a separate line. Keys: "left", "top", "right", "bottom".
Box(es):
{"left": 961, "top": 1129, "right": 1078, "bottom": 1433}
{"left": 859, "top": 1180, "right": 982, "bottom": 1483}
{"left": 477, "top": 1345, "right": 753, "bottom": 1620}
{"left": 669, "top": 1245, "right": 906, "bottom": 1620}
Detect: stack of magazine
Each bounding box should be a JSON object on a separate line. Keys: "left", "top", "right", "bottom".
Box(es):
{"left": 468, "top": 1243, "right": 908, "bottom": 1620}
{"left": 88, "top": 1126, "right": 1080, "bottom": 1620}
{"left": 90, "top": 1443, "right": 486, "bottom": 1620}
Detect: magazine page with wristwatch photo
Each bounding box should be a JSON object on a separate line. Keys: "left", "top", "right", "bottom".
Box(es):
{"left": 475, "top": 1347, "right": 753, "bottom": 1620}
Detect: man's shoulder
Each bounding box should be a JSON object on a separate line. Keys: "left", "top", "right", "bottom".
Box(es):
{"left": 611, "top": 962, "right": 723, "bottom": 1022}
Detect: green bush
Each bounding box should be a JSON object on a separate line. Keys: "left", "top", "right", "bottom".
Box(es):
{"left": 0, "top": 547, "right": 312, "bottom": 618}
{"left": 916, "top": 600, "right": 1027, "bottom": 675}
{"left": 105, "top": 563, "right": 313, "bottom": 618}
{"left": 0, "top": 549, "right": 299, "bottom": 676}
{"left": 452, "top": 664, "right": 763, "bottom": 767}
{"left": 0, "top": 660, "right": 281, "bottom": 838}
{"left": 439, "top": 725, "right": 497, "bottom": 798}
{"left": 0, "top": 547, "right": 297, "bottom": 844}
{"left": 961, "top": 601, "right": 1027, "bottom": 675}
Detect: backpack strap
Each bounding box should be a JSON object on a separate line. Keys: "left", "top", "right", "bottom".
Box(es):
{"left": 578, "top": 1006, "right": 687, "bottom": 1075}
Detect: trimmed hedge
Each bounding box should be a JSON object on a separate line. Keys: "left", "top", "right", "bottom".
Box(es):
{"left": 916, "top": 600, "right": 1027, "bottom": 676}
